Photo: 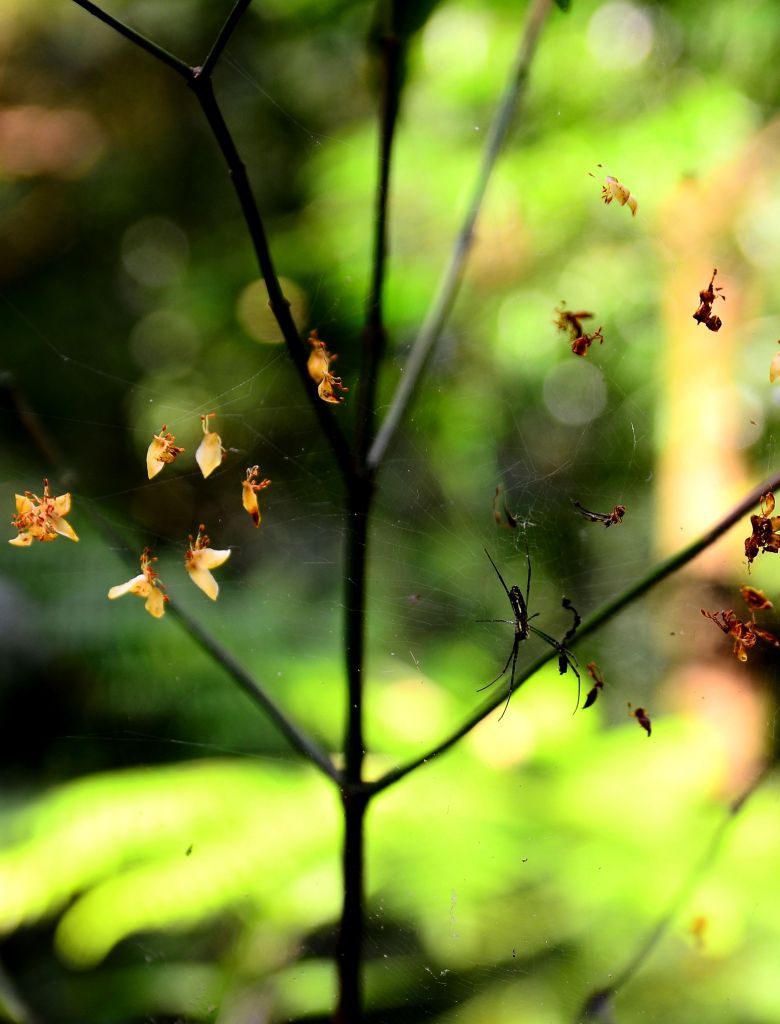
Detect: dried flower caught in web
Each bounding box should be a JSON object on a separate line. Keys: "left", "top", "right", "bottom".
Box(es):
{"left": 492, "top": 487, "right": 518, "bottom": 530}
{"left": 196, "top": 413, "right": 226, "bottom": 479}
{"left": 108, "top": 548, "right": 167, "bottom": 619}
{"left": 242, "top": 465, "right": 271, "bottom": 528}
{"left": 700, "top": 606, "right": 779, "bottom": 663}
{"left": 692, "top": 268, "right": 725, "bottom": 332}
{"left": 307, "top": 329, "right": 349, "bottom": 404}
{"left": 583, "top": 662, "right": 605, "bottom": 709}
{"left": 9, "top": 479, "right": 78, "bottom": 546}
{"left": 744, "top": 492, "right": 780, "bottom": 568}
{"left": 185, "top": 524, "right": 231, "bottom": 601}
{"left": 739, "top": 585, "right": 773, "bottom": 614}
{"left": 628, "top": 703, "right": 652, "bottom": 736}
{"left": 146, "top": 424, "right": 185, "bottom": 479}
{"left": 554, "top": 304, "right": 604, "bottom": 357}
{"left": 572, "top": 500, "right": 626, "bottom": 527}
{"left": 591, "top": 166, "right": 637, "bottom": 216}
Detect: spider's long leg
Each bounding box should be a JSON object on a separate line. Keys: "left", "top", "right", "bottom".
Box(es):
{"left": 476, "top": 618, "right": 516, "bottom": 624}
{"left": 497, "top": 639, "right": 520, "bottom": 721}
{"left": 528, "top": 623, "right": 575, "bottom": 652}
{"left": 484, "top": 549, "right": 512, "bottom": 599}
{"left": 527, "top": 624, "right": 582, "bottom": 712}
{"left": 477, "top": 638, "right": 518, "bottom": 692}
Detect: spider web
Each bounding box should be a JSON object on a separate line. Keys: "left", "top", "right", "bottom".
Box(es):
{"left": 1, "top": 3, "right": 780, "bottom": 1023}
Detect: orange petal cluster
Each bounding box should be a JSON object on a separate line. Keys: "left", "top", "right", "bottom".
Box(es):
{"left": 9, "top": 479, "right": 78, "bottom": 546}
{"left": 108, "top": 549, "right": 167, "bottom": 618}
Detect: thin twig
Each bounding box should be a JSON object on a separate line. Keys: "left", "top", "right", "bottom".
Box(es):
{"left": 577, "top": 762, "right": 774, "bottom": 1021}
{"left": 367, "top": 0, "right": 553, "bottom": 470}
{"left": 166, "top": 602, "right": 340, "bottom": 784}
{"left": 198, "top": 0, "right": 253, "bottom": 80}
{"left": 356, "top": 23, "right": 405, "bottom": 460}
{"left": 70, "top": 0, "right": 192, "bottom": 79}
{"left": 190, "top": 77, "right": 354, "bottom": 478}
{"left": 365, "top": 468, "right": 780, "bottom": 795}
{"left": 71, "top": 0, "right": 354, "bottom": 481}
{"left": 3, "top": 375, "right": 339, "bottom": 786}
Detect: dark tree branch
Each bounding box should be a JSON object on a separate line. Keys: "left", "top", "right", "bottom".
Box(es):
{"left": 198, "top": 0, "right": 253, "bottom": 80}
{"left": 365, "top": 468, "right": 780, "bottom": 796}
{"left": 166, "top": 602, "right": 340, "bottom": 784}
{"left": 70, "top": 0, "right": 192, "bottom": 79}
{"left": 577, "top": 762, "right": 774, "bottom": 1021}
{"left": 367, "top": 0, "right": 553, "bottom": 470}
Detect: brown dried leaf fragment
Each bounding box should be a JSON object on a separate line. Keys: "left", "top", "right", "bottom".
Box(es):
{"left": 744, "top": 492, "right": 780, "bottom": 568}
{"left": 692, "top": 268, "right": 725, "bottom": 332}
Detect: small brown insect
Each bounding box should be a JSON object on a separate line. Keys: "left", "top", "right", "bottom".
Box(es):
{"left": 554, "top": 304, "right": 604, "bottom": 357}
{"left": 692, "top": 268, "right": 725, "bottom": 332}
{"left": 572, "top": 500, "right": 626, "bottom": 528}
{"left": 583, "top": 661, "right": 605, "bottom": 709}
{"left": 628, "top": 703, "right": 652, "bottom": 737}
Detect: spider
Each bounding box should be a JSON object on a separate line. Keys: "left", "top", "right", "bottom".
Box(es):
{"left": 478, "top": 548, "right": 581, "bottom": 720}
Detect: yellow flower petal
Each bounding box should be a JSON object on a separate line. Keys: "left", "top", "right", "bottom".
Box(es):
{"left": 8, "top": 533, "right": 33, "bottom": 547}
{"left": 51, "top": 516, "right": 79, "bottom": 542}
{"left": 144, "top": 587, "right": 166, "bottom": 618}
{"left": 242, "top": 483, "right": 261, "bottom": 526}
{"left": 186, "top": 565, "right": 220, "bottom": 601}
{"left": 146, "top": 437, "right": 167, "bottom": 479}
{"left": 52, "top": 493, "right": 72, "bottom": 517}
{"left": 190, "top": 547, "right": 231, "bottom": 571}
{"left": 196, "top": 432, "right": 224, "bottom": 479}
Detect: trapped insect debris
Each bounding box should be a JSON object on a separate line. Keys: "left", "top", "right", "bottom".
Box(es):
{"left": 554, "top": 304, "right": 604, "bottom": 357}
{"left": 692, "top": 268, "right": 725, "bottom": 332}
{"left": 628, "top": 703, "right": 652, "bottom": 737}
{"left": 744, "top": 491, "right": 780, "bottom": 567}
{"left": 572, "top": 500, "right": 626, "bottom": 527}
{"left": 582, "top": 662, "right": 605, "bottom": 709}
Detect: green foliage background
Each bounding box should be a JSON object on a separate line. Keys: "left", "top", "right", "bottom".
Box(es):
{"left": 1, "top": 0, "right": 780, "bottom": 1021}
